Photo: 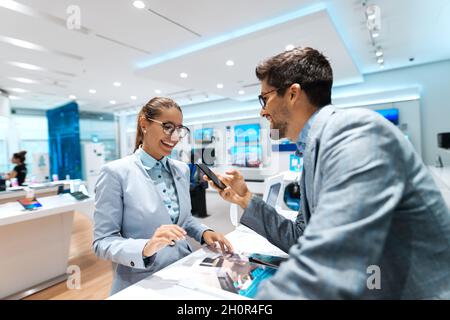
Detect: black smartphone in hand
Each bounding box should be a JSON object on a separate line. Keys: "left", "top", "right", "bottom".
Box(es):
{"left": 195, "top": 163, "right": 227, "bottom": 190}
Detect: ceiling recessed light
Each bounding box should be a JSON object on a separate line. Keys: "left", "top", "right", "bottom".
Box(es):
{"left": 110, "top": 100, "right": 116, "bottom": 105}
{"left": 89, "top": 89, "right": 96, "bottom": 94}
{"left": 180, "top": 72, "right": 188, "bottom": 78}
{"left": 216, "top": 83, "right": 224, "bottom": 89}
{"left": 155, "top": 89, "right": 161, "bottom": 94}
{"left": 238, "top": 90, "right": 245, "bottom": 95}
{"left": 131, "top": 95, "right": 137, "bottom": 100}
{"left": 9, "top": 95, "right": 21, "bottom": 100}
{"left": 113, "top": 81, "right": 121, "bottom": 87}
{"left": 285, "top": 44, "right": 295, "bottom": 51}
{"left": 380, "top": 64, "right": 385, "bottom": 69}
{"left": 69, "top": 95, "right": 77, "bottom": 99}
{"left": 9, "top": 88, "right": 27, "bottom": 93}
{"left": 10, "top": 77, "right": 36, "bottom": 84}
{"left": 372, "top": 32, "right": 379, "bottom": 38}
{"left": 8, "top": 61, "right": 44, "bottom": 71}
{"left": 377, "top": 58, "right": 384, "bottom": 64}
{"left": 0, "top": 35, "right": 44, "bottom": 51}
{"left": 226, "top": 60, "right": 234, "bottom": 66}
{"left": 375, "top": 50, "right": 383, "bottom": 57}
{"left": 133, "top": 1, "right": 146, "bottom": 9}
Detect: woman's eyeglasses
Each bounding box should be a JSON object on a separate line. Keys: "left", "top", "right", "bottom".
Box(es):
{"left": 147, "top": 118, "right": 190, "bottom": 138}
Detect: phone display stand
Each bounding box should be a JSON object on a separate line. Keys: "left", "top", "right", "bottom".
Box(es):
{"left": 230, "top": 204, "right": 239, "bottom": 227}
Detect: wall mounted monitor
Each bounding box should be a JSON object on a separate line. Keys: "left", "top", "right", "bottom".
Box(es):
{"left": 234, "top": 124, "right": 260, "bottom": 143}
{"left": 230, "top": 145, "right": 262, "bottom": 167}
{"left": 438, "top": 132, "right": 450, "bottom": 149}
{"left": 194, "top": 128, "right": 214, "bottom": 144}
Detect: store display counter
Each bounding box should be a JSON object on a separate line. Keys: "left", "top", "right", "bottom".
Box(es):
{"left": 0, "top": 180, "right": 80, "bottom": 205}
{"left": 0, "top": 194, "right": 94, "bottom": 299}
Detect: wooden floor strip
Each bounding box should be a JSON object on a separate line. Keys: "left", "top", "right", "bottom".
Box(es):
{"left": 24, "top": 212, "right": 113, "bottom": 300}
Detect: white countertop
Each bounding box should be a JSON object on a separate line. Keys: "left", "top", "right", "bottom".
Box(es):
{"left": 428, "top": 166, "right": 450, "bottom": 190}
{"left": 0, "top": 194, "right": 94, "bottom": 226}
{"left": 109, "top": 225, "right": 288, "bottom": 300}
{"left": 427, "top": 166, "right": 450, "bottom": 208}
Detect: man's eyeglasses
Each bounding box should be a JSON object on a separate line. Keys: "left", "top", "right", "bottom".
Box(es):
{"left": 258, "top": 84, "right": 297, "bottom": 108}
{"left": 258, "top": 88, "right": 279, "bottom": 109}
{"left": 147, "top": 118, "right": 190, "bottom": 138}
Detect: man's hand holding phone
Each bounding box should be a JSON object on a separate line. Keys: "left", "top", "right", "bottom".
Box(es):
{"left": 203, "top": 169, "right": 253, "bottom": 209}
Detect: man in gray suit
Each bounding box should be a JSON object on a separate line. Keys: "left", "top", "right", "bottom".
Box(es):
{"left": 210, "top": 47, "right": 450, "bottom": 299}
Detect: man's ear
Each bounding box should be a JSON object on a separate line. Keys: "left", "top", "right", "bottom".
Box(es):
{"left": 289, "top": 83, "right": 301, "bottom": 101}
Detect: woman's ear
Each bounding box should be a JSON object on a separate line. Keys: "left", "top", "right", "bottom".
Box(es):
{"left": 138, "top": 116, "right": 147, "bottom": 133}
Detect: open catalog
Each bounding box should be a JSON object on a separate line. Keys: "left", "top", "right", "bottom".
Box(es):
{"left": 179, "top": 252, "right": 288, "bottom": 298}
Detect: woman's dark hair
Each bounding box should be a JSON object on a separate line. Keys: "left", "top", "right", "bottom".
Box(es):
{"left": 134, "top": 97, "right": 182, "bottom": 152}
{"left": 13, "top": 150, "right": 27, "bottom": 163}
{"left": 255, "top": 47, "right": 333, "bottom": 108}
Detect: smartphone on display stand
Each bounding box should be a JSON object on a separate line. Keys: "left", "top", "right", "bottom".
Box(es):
{"left": 195, "top": 163, "right": 227, "bottom": 190}
{"left": 70, "top": 191, "right": 90, "bottom": 201}
{"left": 17, "top": 198, "right": 42, "bottom": 211}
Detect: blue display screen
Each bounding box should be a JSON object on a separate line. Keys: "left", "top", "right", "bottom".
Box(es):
{"left": 230, "top": 145, "right": 262, "bottom": 167}
{"left": 375, "top": 108, "right": 399, "bottom": 125}
{"left": 234, "top": 124, "right": 260, "bottom": 143}
{"left": 194, "top": 128, "right": 214, "bottom": 143}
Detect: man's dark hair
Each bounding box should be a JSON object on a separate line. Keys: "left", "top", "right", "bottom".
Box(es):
{"left": 256, "top": 47, "right": 333, "bottom": 108}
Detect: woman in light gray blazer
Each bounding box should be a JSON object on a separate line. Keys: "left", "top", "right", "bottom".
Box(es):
{"left": 93, "top": 97, "right": 233, "bottom": 295}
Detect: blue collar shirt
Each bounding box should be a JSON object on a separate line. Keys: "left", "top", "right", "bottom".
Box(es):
{"left": 137, "top": 147, "right": 180, "bottom": 224}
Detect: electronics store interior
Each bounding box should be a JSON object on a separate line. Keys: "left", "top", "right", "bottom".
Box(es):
{"left": 0, "top": 0, "right": 450, "bottom": 300}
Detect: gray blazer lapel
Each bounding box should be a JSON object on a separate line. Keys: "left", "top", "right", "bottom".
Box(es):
{"left": 168, "top": 159, "right": 188, "bottom": 225}
{"left": 132, "top": 152, "right": 151, "bottom": 179}
{"left": 132, "top": 152, "right": 172, "bottom": 223}
{"left": 301, "top": 105, "right": 337, "bottom": 220}
{"left": 300, "top": 170, "right": 310, "bottom": 224}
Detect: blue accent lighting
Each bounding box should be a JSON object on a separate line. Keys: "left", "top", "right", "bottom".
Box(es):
{"left": 136, "top": 3, "right": 327, "bottom": 69}
{"left": 375, "top": 108, "right": 399, "bottom": 125}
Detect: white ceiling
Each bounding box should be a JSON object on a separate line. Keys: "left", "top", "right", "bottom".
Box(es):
{"left": 136, "top": 9, "right": 362, "bottom": 102}
{"left": 0, "top": 0, "right": 449, "bottom": 112}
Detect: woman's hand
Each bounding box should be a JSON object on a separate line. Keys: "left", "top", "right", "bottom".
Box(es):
{"left": 143, "top": 224, "right": 187, "bottom": 257}
{"left": 202, "top": 230, "right": 234, "bottom": 254}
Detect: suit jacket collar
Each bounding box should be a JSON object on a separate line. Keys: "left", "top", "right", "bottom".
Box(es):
{"left": 300, "top": 104, "right": 337, "bottom": 223}
{"left": 295, "top": 109, "right": 319, "bottom": 157}
{"left": 132, "top": 151, "right": 182, "bottom": 182}
{"left": 305, "top": 104, "right": 337, "bottom": 147}
{"left": 135, "top": 147, "right": 169, "bottom": 171}
{"left": 131, "top": 151, "right": 184, "bottom": 225}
